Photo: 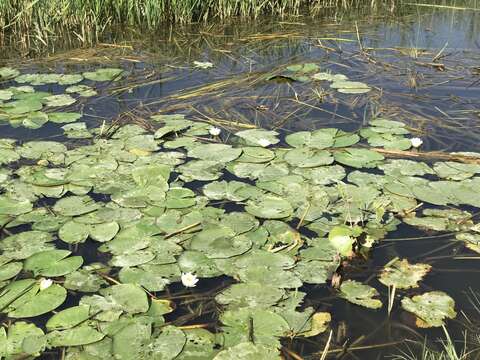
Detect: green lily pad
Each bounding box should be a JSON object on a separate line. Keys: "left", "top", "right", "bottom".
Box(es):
{"left": 189, "top": 226, "right": 252, "bottom": 259}
{"left": 24, "top": 249, "right": 83, "bottom": 277}
{"left": 339, "top": 280, "right": 382, "bottom": 309}
{"left": 0, "top": 231, "right": 54, "bottom": 259}
{"left": 235, "top": 129, "right": 279, "bottom": 147}
{"left": 46, "top": 305, "right": 91, "bottom": 330}
{"left": 331, "top": 80, "right": 371, "bottom": 93}
{"left": 216, "top": 283, "right": 285, "bottom": 309}
{"left": 328, "top": 226, "right": 354, "bottom": 256}
{"left": 0, "top": 261, "right": 23, "bottom": 282}
{"left": 66, "top": 84, "right": 97, "bottom": 97}
{"left": 401, "top": 291, "right": 456, "bottom": 328}
{"left": 379, "top": 259, "right": 431, "bottom": 289}
{"left": 99, "top": 284, "right": 149, "bottom": 314}
{"left": 48, "top": 112, "right": 82, "bottom": 123}
{"left": 0, "top": 67, "right": 20, "bottom": 80}
{"left": 58, "top": 74, "right": 84, "bottom": 85}
{"left": 0, "top": 321, "right": 45, "bottom": 358}
{"left": 44, "top": 94, "right": 76, "bottom": 107}
{"left": 284, "top": 147, "right": 333, "bottom": 167}
{"left": 334, "top": 148, "right": 384, "bottom": 168}
{"left": 7, "top": 283, "right": 67, "bottom": 318}
{"left": 64, "top": 269, "right": 108, "bottom": 293}
{"left": 214, "top": 342, "right": 280, "bottom": 360}
{"left": 47, "top": 326, "right": 105, "bottom": 347}
{"left": 83, "top": 68, "right": 124, "bottom": 81}
{"left": 1, "top": 99, "right": 43, "bottom": 114}
{"left": 0, "top": 196, "right": 32, "bottom": 215}
{"left": 220, "top": 308, "right": 289, "bottom": 348}
{"left": 53, "top": 195, "right": 100, "bottom": 216}
{"left": 245, "top": 195, "right": 293, "bottom": 219}
{"left": 62, "top": 122, "right": 93, "bottom": 138}
{"left": 188, "top": 143, "right": 242, "bottom": 163}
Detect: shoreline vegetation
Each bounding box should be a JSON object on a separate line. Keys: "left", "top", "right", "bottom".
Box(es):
{"left": 0, "top": 0, "right": 395, "bottom": 31}
{"left": 0, "top": 0, "right": 477, "bottom": 54}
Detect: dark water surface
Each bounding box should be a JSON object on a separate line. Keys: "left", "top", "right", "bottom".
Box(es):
{"left": 2, "top": 3, "right": 480, "bottom": 359}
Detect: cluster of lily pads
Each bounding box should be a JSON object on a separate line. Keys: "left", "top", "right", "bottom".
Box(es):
{"left": 0, "top": 66, "right": 476, "bottom": 358}
{"left": 270, "top": 63, "right": 371, "bottom": 94}
{"left": 0, "top": 67, "right": 124, "bottom": 129}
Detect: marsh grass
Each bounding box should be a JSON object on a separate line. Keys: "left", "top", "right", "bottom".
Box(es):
{"left": 0, "top": 0, "right": 400, "bottom": 47}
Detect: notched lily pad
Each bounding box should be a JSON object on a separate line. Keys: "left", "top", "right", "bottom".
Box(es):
{"left": 379, "top": 259, "right": 431, "bottom": 289}
{"left": 339, "top": 280, "right": 382, "bottom": 309}
{"left": 401, "top": 291, "right": 456, "bottom": 328}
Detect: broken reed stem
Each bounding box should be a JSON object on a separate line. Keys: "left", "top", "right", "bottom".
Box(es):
{"left": 372, "top": 148, "right": 480, "bottom": 164}
{"left": 165, "top": 222, "right": 202, "bottom": 239}
{"left": 282, "top": 346, "right": 304, "bottom": 360}
{"left": 317, "top": 340, "right": 404, "bottom": 355}
{"left": 320, "top": 330, "right": 333, "bottom": 360}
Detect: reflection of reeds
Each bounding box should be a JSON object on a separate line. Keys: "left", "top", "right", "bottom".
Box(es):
{"left": 0, "top": 0, "right": 412, "bottom": 51}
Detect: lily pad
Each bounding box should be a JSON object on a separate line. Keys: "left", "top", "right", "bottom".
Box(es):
{"left": 245, "top": 195, "right": 293, "bottom": 219}
{"left": 216, "top": 283, "right": 285, "bottom": 309}
{"left": 83, "top": 68, "right": 124, "bottom": 81}
{"left": 24, "top": 249, "right": 83, "bottom": 276}
{"left": 6, "top": 283, "right": 67, "bottom": 318}
{"left": 47, "top": 326, "right": 105, "bottom": 347}
{"left": 401, "top": 291, "right": 456, "bottom": 328}
{"left": 379, "top": 259, "right": 431, "bottom": 289}
{"left": 0, "top": 67, "right": 20, "bottom": 80}
{"left": 235, "top": 129, "right": 279, "bottom": 147}
{"left": 339, "top": 280, "right": 382, "bottom": 309}
{"left": 214, "top": 342, "right": 280, "bottom": 360}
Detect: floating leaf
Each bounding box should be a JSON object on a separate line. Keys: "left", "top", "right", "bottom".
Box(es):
{"left": 53, "top": 195, "right": 100, "bottom": 216}
{"left": 24, "top": 249, "right": 83, "bottom": 277}
{"left": 44, "top": 94, "right": 76, "bottom": 107}
{"left": 339, "top": 280, "right": 382, "bottom": 309}
{"left": 188, "top": 143, "right": 242, "bottom": 163}
{"left": 298, "top": 312, "right": 331, "bottom": 337}
{"left": 331, "top": 80, "right": 371, "bottom": 94}
{"left": 46, "top": 305, "right": 91, "bottom": 330}
{"left": 235, "top": 129, "right": 279, "bottom": 147}
{"left": 379, "top": 259, "right": 431, "bottom": 289}
{"left": 66, "top": 84, "right": 97, "bottom": 97}
{"left": 328, "top": 226, "right": 354, "bottom": 256}
{"left": 83, "top": 68, "right": 124, "bottom": 81}
{"left": 216, "top": 283, "right": 285, "bottom": 309}
{"left": 245, "top": 195, "right": 293, "bottom": 219}
{"left": 1, "top": 99, "right": 43, "bottom": 114}
{"left": 7, "top": 283, "right": 67, "bottom": 318}
{"left": 0, "top": 67, "right": 20, "bottom": 80}
{"left": 99, "top": 284, "right": 149, "bottom": 314}
{"left": 0, "top": 261, "right": 22, "bottom": 282}
{"left": 0, "top": 321, "right": 45, "bottom": 358}
{"left": 334, "top": 148, "right": 384, "bottom": 168}
{"left": 214, "top": 342, "right": 280, "bottom": 360}
{"left": 220, "top": 308, "right": 289, "bottom": 348}
{"left": 48, "top": 112, "right": 82, "bottom": 123}
{"left": 47, "top": 326, "right": 105, "bottom": 347}
{"left": 401, "top": 291, "right": 456, "bottom": 328}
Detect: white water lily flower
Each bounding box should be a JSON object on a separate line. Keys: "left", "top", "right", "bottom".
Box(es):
{"left": 209, "top": 126, "right": 221, "bottom": 136}
{"left": 410, "top": 137, "right": 423, "bottom": 148}
{"left": 257, "top": 138, "right": 271, "bottom": 147}
{"left": 181, "top": 272, "right": 199, "bottom": 287}
{"left": 39, "top": 278, "right": 53, "bottom": 291}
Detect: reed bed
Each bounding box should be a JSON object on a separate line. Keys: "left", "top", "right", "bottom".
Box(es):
{"left": 0, "top": 0, "right": 399, "bottom": 41}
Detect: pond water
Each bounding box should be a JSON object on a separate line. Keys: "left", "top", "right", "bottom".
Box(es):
{"left": 1, "top": 3, "right": 480, "bottom": 360}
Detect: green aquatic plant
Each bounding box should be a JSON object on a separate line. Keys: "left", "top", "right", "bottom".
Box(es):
{"left": 1, "top": 64, "right": 480, "bottom": 358}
